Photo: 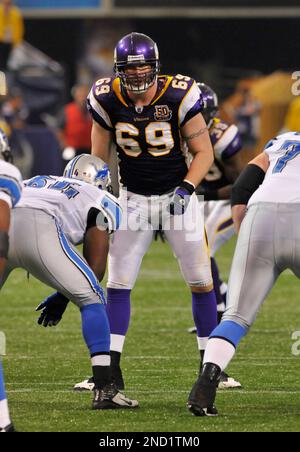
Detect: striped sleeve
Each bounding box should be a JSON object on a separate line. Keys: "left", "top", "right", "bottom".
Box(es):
{"left": 99, "top": 193, "right": 122, "bottom": 234}
{"left": 0, "top": 163, "right": 23, "bottom": 208}
{"left": 87, "top": 87, "right": 113, "bottom": 131}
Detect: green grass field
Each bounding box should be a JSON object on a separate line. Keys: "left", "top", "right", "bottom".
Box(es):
{"left": 1, "top": 237, "right": 300, "bottom": 432}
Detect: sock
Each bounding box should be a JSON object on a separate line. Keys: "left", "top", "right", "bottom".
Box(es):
{"left": 192, "top": 290, "right": 218, "bottom": 357}
{"left": 106, "top": 288, "right": 131, "bottom": 353}
{"left": 110, "top": 334, "right": 126, "bottom": 353}
{"left": 111, "top": 350, "right": 121, "bottom": 369}
{"left": 81, "top": 303, "right": 110, "bottom": 356}
{"left": 210, "top": 320, "right": 248, "bottom": 348}
{"left": 203, "top": 338, "right": 236, "bottom": 371}
{"left": 91, "top": 354, "right": 111, "bottom": 390}
{"left": 210, "top": 257, "right": 224, "bottom": 308}
{"left": 220, "top": 281, "right": 228, "bottom": 305}
{"left": 0, "top": 362, "right": 11, "bottom": 429}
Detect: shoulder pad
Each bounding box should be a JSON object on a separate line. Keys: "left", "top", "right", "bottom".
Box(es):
{"left": 171, "top": 76, "right": 202, "bottom": 126}
{"left": 211, "top": 121, "right": 242, "bottom": 161}
{"left": 87, "top": 77, "right": 116, "bottom": 130}
{"left": 0, "top": 161, "right": 23, "bottom": 207}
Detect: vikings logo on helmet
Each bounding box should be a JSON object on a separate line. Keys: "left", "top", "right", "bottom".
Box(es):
{"left": 114, "top": 32, "right": 160, "bottom": 93}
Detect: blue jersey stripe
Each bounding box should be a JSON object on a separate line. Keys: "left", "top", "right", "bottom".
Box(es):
{"left": 0, "top": 176, "right": 22, "bottom": 207}
{"left": 101, "top": 195, "right": 122, "bottom": 230}
{"left": 56, "top": 223, "right": 106, "bottom": 304}
{"left": 0, "top": 361, "right": 7, "bottom": 401}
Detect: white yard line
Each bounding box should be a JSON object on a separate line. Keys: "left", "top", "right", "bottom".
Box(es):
{"left": 6, "top": 388, "right": 300, "bottom": 395}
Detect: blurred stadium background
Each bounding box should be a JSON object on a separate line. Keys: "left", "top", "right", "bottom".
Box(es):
{"left": 1, "top": 0, "right": 300, "bottom": 432}
{"left": 1, "top": 0, "right": 300, "bottom": 178}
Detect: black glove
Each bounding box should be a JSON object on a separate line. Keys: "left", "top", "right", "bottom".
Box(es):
{"left": 169, "top": 181, "right": 195, "bottom": 215}
{"left": 36, "top": 292, "right": 69, "bottom": 327}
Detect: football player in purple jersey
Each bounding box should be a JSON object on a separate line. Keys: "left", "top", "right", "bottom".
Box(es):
{"left": 41, "top": 32, "right": 219, "bottom": 414}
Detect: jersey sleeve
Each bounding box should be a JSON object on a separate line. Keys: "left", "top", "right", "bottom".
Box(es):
{"left": 178, "top": 81, "right": 203, "bottom": 127}
{"left": 263, "top": 131, "right": 300, "bottom": 154}
{"left": 0, "top": 162, "right": 23, "bottom": 208}
{"left": 89, "top": 191, "right": 122, "bottom": 235}
{"left": 87, "top": 83, "right": 113, "bottom": 131}
{"left": 100, "top": 192, "right": 122, "bottom": 234}
{"left": 214, "top": 124, "right": 242, "bottom": 162}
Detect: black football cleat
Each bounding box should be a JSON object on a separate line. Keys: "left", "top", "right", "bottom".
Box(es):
{"left": 188, "top": 403, "right": 218, "bottom": 417}
{"left": 92, "top": 383, "right": 139, "bottom": 410}
{"left": 187, "top": 363, "right": 221, "bottom": 417}
{"left": 0, "top": 423, "right": 16, "bottom": 432}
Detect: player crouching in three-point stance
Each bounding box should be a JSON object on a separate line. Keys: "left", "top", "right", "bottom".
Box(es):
{"left": 0, "top": 154, "right": 138, "bottom": 411}
{"left": 187, "top": 131, "right": 300, "bottom": 416}
{"left": 0, "top": 129, "right": 22, "bottom": 432}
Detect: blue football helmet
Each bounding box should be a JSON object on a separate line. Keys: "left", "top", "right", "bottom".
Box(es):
{"left": 114, "top": 32, "right": 160, "bottom": 93}
{"left": 197, "top": 83, "right": 219, "bottom": 127}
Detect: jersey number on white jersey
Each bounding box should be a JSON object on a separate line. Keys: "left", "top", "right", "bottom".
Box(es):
{"left": 273, "top": 141, "right": 300, "bottom": 174}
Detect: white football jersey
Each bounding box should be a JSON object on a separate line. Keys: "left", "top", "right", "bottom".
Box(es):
{"left": 0, "top": 160, "right": 23, "bottom": 208}
{"left": 249, "top": 131, "right": 300, "bottom": 206}
{"left": 18, "top": 175, "right": 122, "bottom": 245}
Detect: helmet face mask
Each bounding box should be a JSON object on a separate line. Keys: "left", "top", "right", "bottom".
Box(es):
{"left": 119, "top": 64, "right": 159, "bottom": 93}
{"left": 64, "top": 154, "right": 112, "bottom": 192}
{"left": 114, "top": 32, "right": 160, "bottom": 93}
{"left": 0, "top": 128, "right": 13, "bottom": 163}
{"left": 197, "top": 83, "right": 219, "bottom": 127}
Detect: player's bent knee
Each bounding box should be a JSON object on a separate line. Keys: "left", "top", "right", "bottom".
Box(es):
{"left": 71, "top": 293, "right": 104, "bottom": 309}
{"left": 221, "top": 313, "right": 251, "bottom": 331}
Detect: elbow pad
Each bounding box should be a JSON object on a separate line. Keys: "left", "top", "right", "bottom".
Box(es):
{"left": 231, "top": 164, "right": 266, "bottom": 207}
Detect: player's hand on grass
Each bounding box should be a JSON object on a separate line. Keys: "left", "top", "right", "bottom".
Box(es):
{"left": 36, "top": 292, "right": 69, "bottom": 327}
{"left": 169, "top": 181, "right": 195, "bottom": 215}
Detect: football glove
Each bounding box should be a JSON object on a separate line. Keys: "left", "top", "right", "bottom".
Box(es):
{"left": 169, "top": 181, "right": 195, "bottom": 215}
{"left": 36, "top": 292, "right": 69, "bottom": 327}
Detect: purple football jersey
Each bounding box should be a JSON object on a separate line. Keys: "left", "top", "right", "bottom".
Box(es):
{"left": 87, "top": 74, "right": 203, "bottom": 195}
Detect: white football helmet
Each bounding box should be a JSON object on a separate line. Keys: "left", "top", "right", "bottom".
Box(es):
{"left": 0, "top": 128, "right": 13, "bottom": 163}
{"left": 63, "top": 154, "right": 112, "bottom": 191}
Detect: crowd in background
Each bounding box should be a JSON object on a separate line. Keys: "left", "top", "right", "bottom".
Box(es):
{"left": 0, "top": 1, "right": 299, "bottom": 178}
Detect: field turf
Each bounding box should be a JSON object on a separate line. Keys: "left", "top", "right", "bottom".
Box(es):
{"left": 1, "top": 238, "right": 300, "bottom": 432}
